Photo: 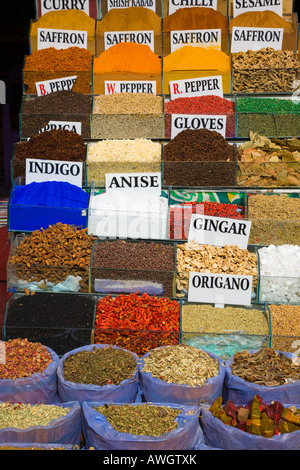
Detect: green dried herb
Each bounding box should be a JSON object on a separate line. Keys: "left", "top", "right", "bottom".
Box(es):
{"left": 94, "top": 404, "right": 182, "bottom": 436}
{"left": 0, "top": 403, "right": 70, "bottom": 429}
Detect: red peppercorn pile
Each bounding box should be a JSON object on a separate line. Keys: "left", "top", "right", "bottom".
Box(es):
{"left": 94, "top": 293, "right": 180, "bottom": 356}
{"left": 164, "top": 95, "right": 236, "bottom": 138}
{"left": 0, "top": 338, "right": 52, "bottom": 380}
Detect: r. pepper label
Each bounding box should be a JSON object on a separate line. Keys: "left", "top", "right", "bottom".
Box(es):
{"left": 37, "top": 28, "right": 88, "bottom": 50}
{"left": 188, "top": 272, "right": 253, "bottom": 305}
{"left": 35, "top": 75, "right": 77, "bottom": 95}
{"left": 170, "top": 29, "right": 221, "bottom": 53}
{"left": 171, "top": 114, "right": 227, "bottom": 138}
{"left": 169, "top": 75, "right": 223, "bottom": 99}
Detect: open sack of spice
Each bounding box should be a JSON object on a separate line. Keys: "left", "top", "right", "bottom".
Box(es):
{"left": 57, "top": 344, "right": 140, "bottom": 404}
{"left": 200, "top": 394, "right": 300, "bottom": 450}
{"left": 0, "top": 401, "right": 81, "bottom": 446}
{"left": 0, "top": 338, "right": 59, "bottom": 405}
{"left": 81, "top": 401, "right": 204, "bottom": 451}
{"left": 138, "top": 344, "right": 224, "bottom": 405}
{"left": 224, "top": 348, "right": 300, "bottom": 405}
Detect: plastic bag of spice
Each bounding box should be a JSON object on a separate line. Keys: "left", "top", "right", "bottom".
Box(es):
{"left": 57, "top": 344, "right": 140, "bottom": 404}
{"left": 224, "top": 349, "right": 300, "bottom": 405}
{"left": 0, "top": 343, "right": 59, "bottom": 405}
{"left": 81, "top": 401, "right": 204, "bottom": 450}
{"left": 0, "top": 401, "right": 81, "bottom": 446}
{"left": 139, "top": 345, "right": 225, "bottom": 405}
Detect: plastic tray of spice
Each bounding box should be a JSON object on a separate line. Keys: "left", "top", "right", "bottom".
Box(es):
{"left": 90, "top": 238, "right": 177, "bottom": 298}
{"left": 19, "top": 92, "right": 93, "bottom": 139}
{"left": 87, "top": 185, "right": 170, "bottom": 240}
{"left": 180, "top": 301, "right": 271, "bottom": 360}
{"left": 235, "top": 93, "right": 300, "bottom": 138}
{"left": 2, "top": 292, "right": 98, "bottom": 357}
{"left": 93, "top": 293, "right": 180, "bottom": 357}
{"left": 236, "top": 135, "right": 300, "bottom": 188}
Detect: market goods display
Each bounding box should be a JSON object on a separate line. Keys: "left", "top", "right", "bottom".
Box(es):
{"left": 163, "top": 129, "right": 236, "bottom": 187}
{"left": 20, "top": 91, "right": 92, "bottom": 138}
{"left": 23, "top": 47, "right": 93, "bottom": 94}
{"left": 269, "top": 304, "right": 300, "bottom": 353}
{"left": 94, "top": 293, "right": 180, "bottom": 356}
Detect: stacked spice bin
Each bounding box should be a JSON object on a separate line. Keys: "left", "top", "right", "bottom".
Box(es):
{"left": 2, "top": 0, "right": 300, "bottom": 450}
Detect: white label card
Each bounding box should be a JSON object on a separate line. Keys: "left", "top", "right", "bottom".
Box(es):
{"left": 107, "top": 0, "right": 156, "bottom": 12}
{"left": 37, "top": 28, "right": 88, "bottom": 50}
{"left": 25, "top": 158, "right": 83, "bottom": 187}
{"left": 188, "top": 272, "right": 253, "bottom": 305}
{"left": 170, "top": 29, "right": 221, "bottom": 53}
{"left": 104, "top": 80, "right": 156, "bottom": 94}
{"left": 171, "top": 114, "right": 226, "bottom": 139}
{"left": 38, "top": 121, "right": 82, "bottom": 135}
{"left": 105, "top": 172, "right": 161, "bottom": 196}
{"left": 188, "top": 214, "right": 252, "bottom": 249}
{"left": 35, "top": 75, "right": 77, "bottom": 96}
{"left": 104, "top": 30, "right": 154, "bottom": 52}
{"left": 233, "top": 0, "right": 283, "bottom": 17}
{"left": 40, "top": 0, "right": 90, "bottom": 16}
{"left": 231, "top": 27, "right": 283, "bottom": 52}
{"left": 169, "top": 75, "right": 223, "bottom": 99}
{"left": 168, "top": 0, "right": 217, "bottom": 15}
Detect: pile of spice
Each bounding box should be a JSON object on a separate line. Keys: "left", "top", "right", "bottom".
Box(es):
{"left": 232, "top": 48, "right": 300, "bottom": 93}
{"left": 94, "top": 293, "right": 180, "bottom": 356}
{"left": 24, "top": 47, "right": 93, "bottom": 94}
{"left": 163, "top": 129, "right": 236, "bottom": 187}
{"left": 163, "top": 46, "right": 231, "bottom": 94}
{"left": 29, "top": 9, "right": 96, "bottom": 54}
{"left": 176, "top": 242, "right": 258, "bottom": 296}
{"left": 169, "top": 200, "right": 245, "bottom": 240}
{"left": 210, "top": 394, "right": 300, "bottom": 436}
{"left": 0, "top": 338, "right": 52, "bottom": 380}
{"left": 96, "top": 7, "right": 162, "bottom": 55}
{"left": 236, "top": 96, "right": 300, "bottom": 138}
{"left": 164, "top": 95, "right": 235, "bottom": 138}
{"left": 94, "top": 404, "right": 182, "bottom": 437}
{"left": 20, "top": 91, "right": 92, "bottom": 138}
{"left": 237, "top": 132, "right": 300, "bottom": 187}
{"left": 91, "top": 93, "right": 164, "bottom": 139}
{"left": 5, "top": 293, "right": 97, "bottom": 356}
{"left": 0, "top": 402, "right": 70, "bottom": 429}
{"left": 91, "top": 240, "right": 175, "bottom": 298}
{"left": 230, "top": 348, "right": 300, "bottom": 387}
{"left": 142, "top": 344, "right": 219, "bottom": 387}
{"left": 269, "top": 304, "right": 300, "bottom": 353}
{"left": 8, "top": 222, "right": 95, "bottom": 292}
{"left": 247, "top": 193, "right": 300, "bottom": 246}
{"left": 181, "top": 304, "right": 269, "bottom": 336}
{"left": 86, "top": 138, "right": 161, "bottom": 184}
{"left": 163, "top": 7, "right": 229, "bottom": 54}
{"left": 258, "top": 244, "right": 300, "bottom": 303}
{"left": 62, "top": 346, "right": 137, "bottom": 386}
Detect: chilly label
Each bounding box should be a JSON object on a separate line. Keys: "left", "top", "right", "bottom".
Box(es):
{"left": 170, "top": 29, "right": 221, "bottom": 52}
{"left": 169, "top": 75, "right": 223, "bottom": 99}
{"left": 105, "top": 80, "right": 156, "bottom": 94}
{"left": 169, "top": 0, "right": 217, "bottom": 15}
{"left": 233, "top": 0, "right": 283, "bottom": 17}
{"left": 26, "top": 158, "right": 83, "bottom": 187}
{"left": 231, "top": 27, "right": 283, "bottom": 52}
{"left": 188, "top": 272, "right": 253, "bottom": 305}
{"left": 104, "top": 30, "right": 154, "bottom": 51}
{"left": 37, "top": 28, "right": 88, "bottom": 50}
{"left": 188, "top": 214, "right": 252, "bottom": 249}
{"left": 35, "top": 75, "right": 77, "bottom": 95}
{"left": 171, "top": 114, "right": 226, "bottom": 139}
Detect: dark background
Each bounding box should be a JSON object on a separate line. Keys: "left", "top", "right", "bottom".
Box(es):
{"left": 1, "top": 1, "right": 300, "bottom": 190}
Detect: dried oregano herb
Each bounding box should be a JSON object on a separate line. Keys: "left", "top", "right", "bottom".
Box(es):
{"left": 94, "top": 403, "right": 182, "bottom": 436}
{"left": 63, "top": 346, "right": 136, "bottom": 386}
{"left": 0, "top": 403, "right": 70, "bottom": 429}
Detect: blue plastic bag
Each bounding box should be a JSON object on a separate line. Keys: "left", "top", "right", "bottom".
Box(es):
{"left": 0, "top": 345, "right": 59, "bottom": 404}
{"left": 139, "top": 347, "right": 225, "bottom": 405}
{"left": 200, "top": 404, "right": 300, "bottom": 450}
{"left": 57, "top": 344, "right": 140, "bottom": 404}
{"left": 0, "top": 401, "right": 81, "bottom": 446}
{"left": 82, "top": 401, "right": 203, "bottom": 450}
{"left": 224, "top": 349, "right": 300, "bottom": 404}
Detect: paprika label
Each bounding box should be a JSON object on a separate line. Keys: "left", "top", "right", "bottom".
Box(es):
{"left": 169, "top": 75, "right": 223, "bottom": 99}
{"left": 35, "top": 75, "right": 77, "bottom": 96}
{"left": 231, "top": 27, "right": 283, "bottom": 52}
{"left": 171, "top": 114, "right": 226, "bottom": 138}
{"left": 37, "top": 28, "right": 88, "bottom": 50}
{"left": 232, "top": 0, "right": 283, "bottom": 17}
{"left": 170, "top": 29, "right": 221, "bottom": 53}
{"left": 38, "top": 121, "right": 82, "bottom": 135}
{"left": 188, "top": 272, "right": 253, "bottom": 306}
{"left": 104, "top": 80, "right": 156, "bottom": 94}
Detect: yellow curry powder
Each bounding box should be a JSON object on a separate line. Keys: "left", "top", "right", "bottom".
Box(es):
{"left": 30, "top": 9, "right": 96, "bottom": 54}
